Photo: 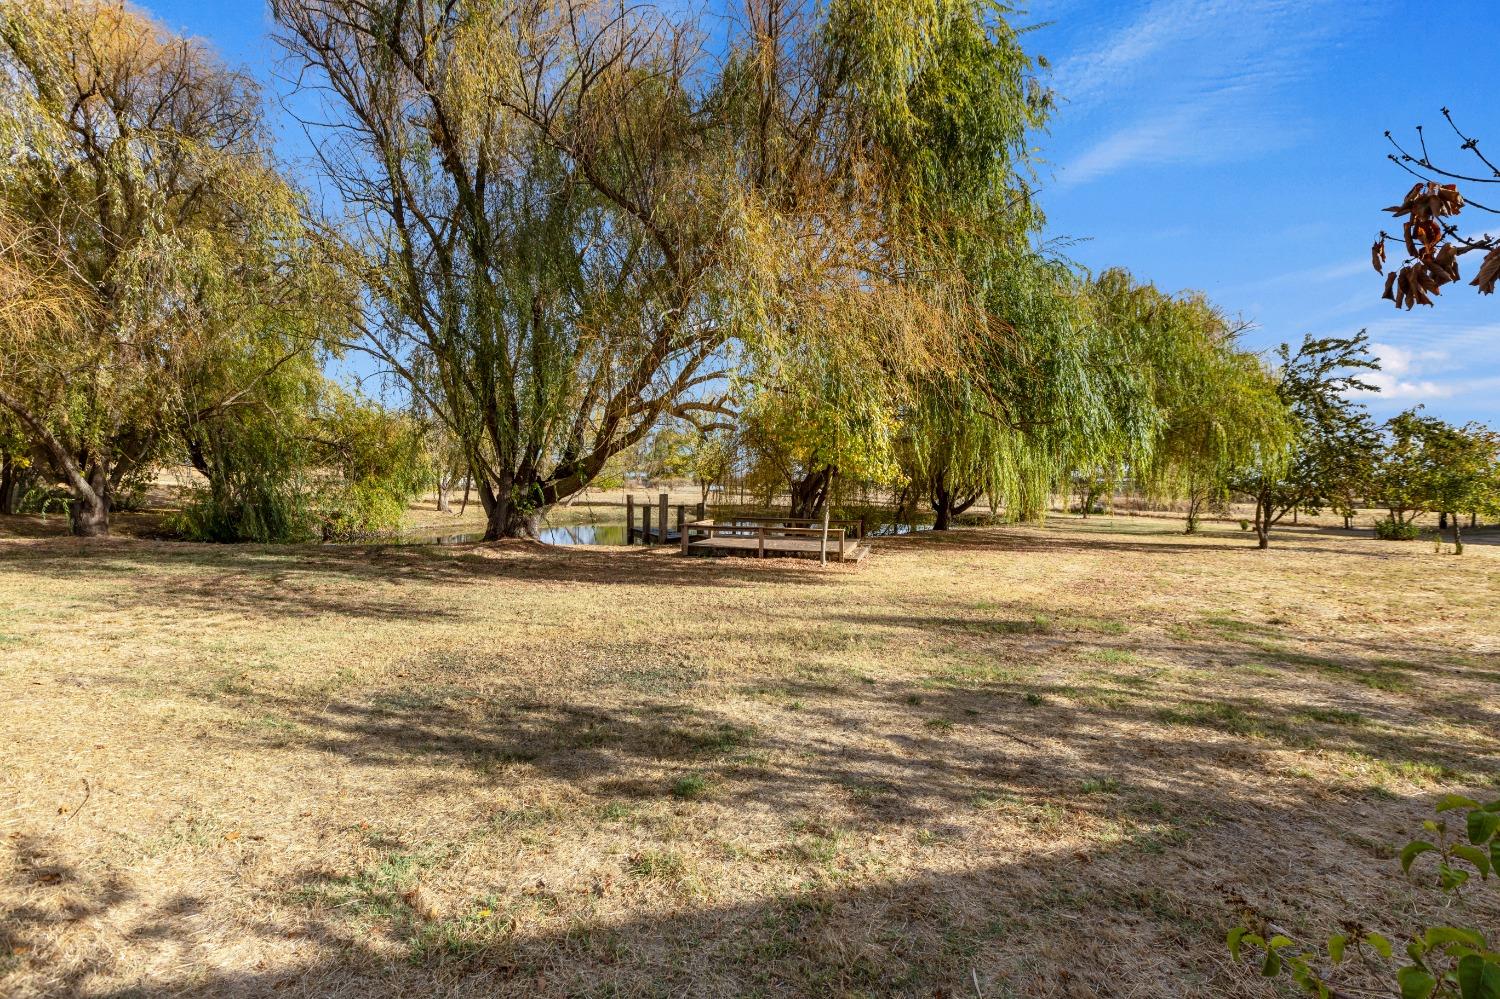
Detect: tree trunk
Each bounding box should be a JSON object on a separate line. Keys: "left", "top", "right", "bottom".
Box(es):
{"left": 478, "top": 478, "right": 541, "bottom": 540}
{"left": 436, "top": 476, "right": 451, "bottom": 513}
{"left": 932, "top": 472, "right": 953, "bottom": 531}
{"left": 789, "top": 466, "right": 831, "bottom": 519}
{"left": 1451, "top": 514, "right": 1462, "bottom": 555}
{"left": 1255, "top": 494, "right": 1270, "bottom": 550}
{"left": 1438, "top": 511, "right": 1448, "bottom": 531}
{"left": 70, "top": 465, "right": 112, "bottom": 538}
{"left": 0, "top": 461, "right": 17, "bottom": 515}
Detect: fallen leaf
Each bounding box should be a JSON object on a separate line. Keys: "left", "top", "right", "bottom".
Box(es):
{"left": 223, "top": 831, "right": 241, "bottom": 842}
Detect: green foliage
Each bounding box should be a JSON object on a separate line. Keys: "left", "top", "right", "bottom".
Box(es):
{"left": 1376, "top": 518, "right": 1424, "bottom": 541}
{"left": 171, "top": 386, "right": 430, "bottom": 543}
{"left": 1229, "top": 332, "right": 1382, "bottom": 547}
{"left": 1089, "top": 270, "right": 1290, "bottom": 534}
{"left": 1376, "top": 410, "right": 1500, "bottom": 548}
{"left": 317, "top": 391, "right": 433, "bottom": 541}
{"left": 1230, "top": 796, "right": 1500, "bottom": 998}
{"left": 0, "top": 0, "right": 347, "bottom": 536}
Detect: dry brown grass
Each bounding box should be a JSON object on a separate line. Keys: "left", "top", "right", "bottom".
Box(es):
{"left": 1, "top": 513, "right": 1497, "bottom": 997}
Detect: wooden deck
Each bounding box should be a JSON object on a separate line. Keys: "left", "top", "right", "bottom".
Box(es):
{"left": 687, "top": 535, "right": 871, "bottom": 561}
{"left": 680, "top": 518, "right": 871, "bottom": 562}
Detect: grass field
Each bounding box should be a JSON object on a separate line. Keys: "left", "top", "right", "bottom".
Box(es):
{"left": 2, "top": 511, "right": 1497, "bottom": 997}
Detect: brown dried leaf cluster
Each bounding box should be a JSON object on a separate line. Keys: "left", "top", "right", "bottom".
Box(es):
{"left": 1470, "top": 247, "right": 1500, "bottom": 295}
{"left": 1374, "top": 180, "right": 1500, "bottom": 304}
{"left": 1375, "top": 182, "right": 1469, "bottom": 309}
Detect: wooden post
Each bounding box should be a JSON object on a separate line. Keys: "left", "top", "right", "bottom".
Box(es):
{"left": 680, "top": 516, "right": 690, "bottom": 554}
{"left": 626, "top": 494, "right": 635, "bottom": 545}
{"left": 643, "top": 504, "right": 652, "bottom": 546}
{"left": 858, "top": 516, "right": 865, "bottom": 540}
{"left": 819, "top": 500, "right": 831, "bottom": 567}
{"left": 676, "top": 504, "right": 685, "bottom": 539}
{"left": 696, "top": 500, "right": 705, "bottom": 520}
{"left": 758, "top": 525, "right": 765, "bottom": 558}
{"left": 658, "top": 492, "right": 668, "bottom": 545}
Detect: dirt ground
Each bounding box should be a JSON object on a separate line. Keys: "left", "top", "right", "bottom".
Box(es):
{"left": 1, "top": 511, "right": 1497, "bottom": 997}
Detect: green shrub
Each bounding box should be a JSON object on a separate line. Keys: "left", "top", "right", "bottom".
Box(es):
{"left": 110, "top": 468, "right": 153, "bottom": 513}
{"left": 1375, "top": 518, "right": 1422, "bottom": 541}
{"left": 171, "top": 385, "right": 431, "bottom": 544}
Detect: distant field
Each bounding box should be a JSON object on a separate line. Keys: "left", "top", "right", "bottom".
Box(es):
{"left": 2, "top": 514, "right": 1497, "bottom": 997}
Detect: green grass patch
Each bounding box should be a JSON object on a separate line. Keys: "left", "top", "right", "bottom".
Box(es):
{"left": 1156, "top": 699, "right": 1311, "bottom": 746}
{"left": 1054, "top": 615, "right": 1129, "bottom": 635}
{"left": 671, "top": 773, "right": 714, "bottom": 800}
{"left": 1294, "top": 707, "right": 1366, "bottom": 727}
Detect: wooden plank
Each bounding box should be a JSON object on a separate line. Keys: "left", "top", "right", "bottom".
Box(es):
{"left": 696, "top": 525, "right": 844, "bottom": 539}
{"left": 626, "top": 495, "right": 635, "bottom": 545}
{"left": 686, "top": 536, "right": 871, "bottom": 562}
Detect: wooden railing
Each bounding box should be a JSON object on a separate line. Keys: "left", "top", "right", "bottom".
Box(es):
{"left": 701, "top": 515, "right": 866, "bottom": 540}
{"left": 680, "top": 519, "right": 852, "bottom": 558}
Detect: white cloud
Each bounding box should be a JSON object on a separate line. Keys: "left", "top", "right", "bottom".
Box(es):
{"left": 1371, "top": 342, "right": 1446, "bottom": 379}
{"left": 1355, "top": 337, "right": 1500, "bottom": 404}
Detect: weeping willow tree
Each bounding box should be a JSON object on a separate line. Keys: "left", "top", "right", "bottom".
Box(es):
{"left": 275, "top": 0, "right": 756, "bottom": 539}
{"left": 720, "top": 0, "right": 1055, "bottom": 519}
{"left": 1088, "top": 269, "right": 1291, "bottom": 533}
{"left": 0, "top": 0, "right": 347, "bottom": 537}
{"left": 773, "top": 0, "right": 1182, "bottom": 529}
{"left": 902, "top": 254, "right": 1170, "bottom": 528}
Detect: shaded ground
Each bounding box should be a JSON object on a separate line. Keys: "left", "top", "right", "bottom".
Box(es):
{"left": 1, "top": 515, "right": 1496, "bottom": 997}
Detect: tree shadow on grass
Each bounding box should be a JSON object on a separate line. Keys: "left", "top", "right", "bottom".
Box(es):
{"left": 868, "top": 522, "right": 1413, "bottom": 560}
{"left": 0, "top": 537, "right": 835, "bottom": 624}
{"left": 7, "top": 688, "right": 1495, "bottom": 998}
{"left": 7, "top": 623, "right": 1499, "bottom": 996}
{"left": 819, "top": 610, "right": 1499, "bottom": 782}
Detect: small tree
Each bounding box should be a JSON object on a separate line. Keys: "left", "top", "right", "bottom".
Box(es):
{"left": 1230, "top": 333, "right": 1380, "bottom": 549}
{"left": 1325, "top": 414, "right": 1383, "bottom": 530}
{"left": 688, "top": 432, "right": 735, "bottom": 506}
{"left": 1423, "top": 421, "right": 1500, "bottom": 553}
{"left": 1071, "top": 466, "right": 1117, "bottom": 518}
{"left": 1375, "top": 410, "right": 1500, "bottom": 553}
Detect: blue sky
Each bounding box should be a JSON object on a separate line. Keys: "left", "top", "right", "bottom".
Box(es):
{"left": 141, "top": 0, "right": 1500, "bottom": 425}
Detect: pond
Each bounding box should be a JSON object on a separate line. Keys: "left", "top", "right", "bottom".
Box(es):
{"left": 359, "top": 520, "right": 629, "bottom": 547}
{"left": 867, "top": 521, "right": 933, "bottom": 537}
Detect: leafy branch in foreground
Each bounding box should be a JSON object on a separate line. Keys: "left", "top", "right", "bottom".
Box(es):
{"left": 1229, "top": 795, "right": 1500, "bottom": 999}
